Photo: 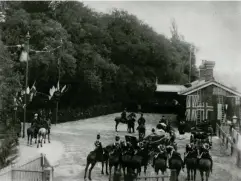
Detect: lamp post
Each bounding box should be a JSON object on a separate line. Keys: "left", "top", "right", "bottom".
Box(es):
{"left": 22, "top": 32, "right": 30, "bottom": 138}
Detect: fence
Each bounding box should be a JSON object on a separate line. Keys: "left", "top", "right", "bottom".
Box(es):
{"left": 216, "top": 123, "right": 241, "bottom": 168}
{"left": 109, "top": 169, "right": 177, "bottom": 181}
{"left": 0, "top": 153, "right": 53, "bottom": 181}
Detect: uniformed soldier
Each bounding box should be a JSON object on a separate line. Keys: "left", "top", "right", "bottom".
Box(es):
{"left": 31, "top": 113, "right": 38, "bottom": 126}
{"left": 121, "top": 108, "right": 127, "bottom": 122}
{"left": 138, "top": 113, "right": 146, "bottom": 126}
{"left": 113, "top": 134, "right": 121, "bottom": 150}
{"left": 198, "top": 143, "right": 213, "bottom": 172}
{"left": 152, "top": 144, "right": 168, "bottom": 168}
{"left": 166, "top": 145, "right": 184, "bottom": 170}
{"left": 94, "top": 133, "right": 102, "bottom": 148}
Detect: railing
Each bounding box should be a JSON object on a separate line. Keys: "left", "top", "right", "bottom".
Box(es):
{"left": 216, "top": 123, "right": 241, "bottom": 168}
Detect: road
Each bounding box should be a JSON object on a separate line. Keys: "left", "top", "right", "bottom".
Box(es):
{"left": 18, "top": 113, "right": 241, "bottom": 181}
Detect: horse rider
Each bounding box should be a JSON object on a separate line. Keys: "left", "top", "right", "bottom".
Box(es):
{"left": 138, "top": 113, "right": 146, "bottom": 126}
{"left": 160, "top": 116, "right": 167, "bottom": 124}
{"left": 113, "top": 135, "right": 121, "bottom": 151}
{"left": 94, "top": 133, "right": 102, "bottom": 148}
{"left": 121, "top": 108, "right": 127, "bottom": 122}
{"left": 183, "top": 143, "right": 193, "bottom": 167}
{"left": 31, "top": 113, "right": 39, "bottom": 127}
{"left": 152, "top": 144, "right": 168, "bottom": 168}
{"left": 166, "top": 145, "right": 184, "bottom": 170}
{"left": 198, "top": 143, "right": 213, "bottom": 172}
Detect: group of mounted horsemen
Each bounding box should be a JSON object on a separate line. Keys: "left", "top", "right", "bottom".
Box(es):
{"left": 85, "top": 110, "right": 214, "bottom": 181}
{"left": 26, "top": 109, "right": 51, "bottom": 148}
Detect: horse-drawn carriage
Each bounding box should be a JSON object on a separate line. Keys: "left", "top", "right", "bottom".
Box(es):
{"left": 190, "top": 121, "right": 213, "bottom": 148}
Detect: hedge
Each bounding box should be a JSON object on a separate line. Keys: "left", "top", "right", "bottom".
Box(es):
{"left": 57, "top": 103, "right": 122, "bottom": 123}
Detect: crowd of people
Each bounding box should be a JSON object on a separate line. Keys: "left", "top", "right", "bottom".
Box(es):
{"left": 89, "top": 111, "right": 213, "bottom": 178}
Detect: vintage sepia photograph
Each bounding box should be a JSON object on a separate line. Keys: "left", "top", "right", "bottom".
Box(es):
{"left": 0, "top": 1, "right": 241, "bottom": 181}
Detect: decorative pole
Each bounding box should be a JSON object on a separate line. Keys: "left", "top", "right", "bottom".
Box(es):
{"left": 23, "top": 32, "right": 30, "bottom": 138}
{"left": 55, "top": 39, "right": 63, "bottom": 125}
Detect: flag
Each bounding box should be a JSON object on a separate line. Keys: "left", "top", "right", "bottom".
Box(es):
{"left": 19, "top": 50, "right": 29, "bottom": 62}
{"left": 185, "top": 95, "right": 199, "bottom": 121}
{"left": 61, "top": 85, "right": 66, "bottom": 93}
{"left": 57, "top": 81, "right": 60, "bottom": 91}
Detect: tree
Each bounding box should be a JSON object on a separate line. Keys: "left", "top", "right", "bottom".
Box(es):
{"left": 0, "top": 35, "right": 21, "bottom": 168}
{"left": 0, "top": 1, "right": 199, "bottom": 113}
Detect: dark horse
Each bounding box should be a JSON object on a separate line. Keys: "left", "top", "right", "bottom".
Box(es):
{"left": 198, "top": 158, "right": 212, "bottom": 181}
{"left": 27, "top": 125, "right": 36, "bottom": 145}
{"left": 137, "top": 124, "right": 146, "bottom": 141}
{"left": 114, "top": 112, "right": 136, "bottom": 132}
{"left": 184, "top": 145, "right": 198, "bottom": 181}
{"left": 153, "top": 151, "right": 168, "bottom": 181}
{"left": 108, "top": 148, "right": 121, "bottom": 181}
{"left": 166, "top": 147, "right": 184, "bottom": 181}
{"left": 84, "top": 145, "right": 110, "bottom": 180}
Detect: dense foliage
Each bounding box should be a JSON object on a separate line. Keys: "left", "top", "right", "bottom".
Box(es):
{"left": 0, "top": 1, "right": 198, "bottom": 118}
{"left": 0, "top": 35, "right": 21, "bottom": 168}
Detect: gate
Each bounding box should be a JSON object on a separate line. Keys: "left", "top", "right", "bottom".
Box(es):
{"left": 0, "top": 153, "right": 53, "bottom": 181}
{"left": 135, "top": 170, "right": 177, "bottom": 181}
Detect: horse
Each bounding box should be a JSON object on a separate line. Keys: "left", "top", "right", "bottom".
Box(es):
{"left": 166, "top": 148, "right": 184, "bottom": 181}
{"left": 127, "top": 113, "right": 136, "bottom": 133}
{"left": 198, "top": 158, "right": 212, "bottom": 181}
{"left": 153, "top": 152, "right": 168, "bottom": 181}
{"left": 108, "top": 148, "right": 121, "bottom": 181}
{"left": 27, "top": 126, "right": 36, "bottom": 145}
{"left": 37, "top": 128, "right": 50, "bottom": 148}
{"left": 84, "top": 145, "right": 110, "bottom": 180}
{"left": 184, "top": 145, "right": 198, "bottom": 181}
{"left": 114, "top": 112, "right": 136, "bottom": 132}
{"left": 137, "top": 124, "right": 146, "bottom": 141}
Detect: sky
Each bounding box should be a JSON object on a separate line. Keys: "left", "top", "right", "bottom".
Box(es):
{"left": 83, "top": 1, "right": 241, "bottom": 91}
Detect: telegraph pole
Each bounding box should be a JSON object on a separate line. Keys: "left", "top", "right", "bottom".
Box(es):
{"left": 23, "top": 32, "right": 30, "bottom": 138}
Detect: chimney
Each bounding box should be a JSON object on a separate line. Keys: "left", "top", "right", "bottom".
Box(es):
{"left": 199, "top": 60, "right": 215, "bottom": 82}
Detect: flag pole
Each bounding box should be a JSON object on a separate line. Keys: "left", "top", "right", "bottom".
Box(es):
{"left": 55, "top": 39, "right": 63, "bottom": 125}
{"left": 189, "top": 45, "right": 193, "bottom": 83}
{"left": 23, "top": 32, "right": 30, "bottom": 138}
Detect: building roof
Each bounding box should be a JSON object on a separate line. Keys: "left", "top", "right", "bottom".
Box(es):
{"left": 156, "top": 84, "right": 186, "bottom": 93}
{"left": 179, "top": 79, "right": 241, "bottom": 97}
{"left": 156, "top": 79, "right": 241, "bottom": 97}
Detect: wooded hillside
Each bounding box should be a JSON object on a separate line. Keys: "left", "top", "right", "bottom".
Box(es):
{"left": 0, "top": 1, "right": 198, "bottom": 120}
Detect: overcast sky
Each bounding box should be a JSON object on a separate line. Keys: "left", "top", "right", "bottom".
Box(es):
{"left": 83, "top": 1, "right": 241, "bottom": 91}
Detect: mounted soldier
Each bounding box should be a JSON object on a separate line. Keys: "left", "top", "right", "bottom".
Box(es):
{"left": 152, "top": 144, "right": 168, "bottom": 168}
{"left": 160, "top": 116, "right": 167, "bottom": 125}
{"left": 198, "top": 143, "right": 213, "bottom": 172}
{"left": 31, "top": 113, "right": 39, "bottom": 127}
{"left": 94, "top": 133, "right": 102, "bottom": 149}
{"left": 121, "top": 108, "right": 127, "bottom": 123}
{"left": 113, "top": 135, "right": 121, "bottom": 151}
{"left": 166, "top": 145, "right": 184, "bottom": 170}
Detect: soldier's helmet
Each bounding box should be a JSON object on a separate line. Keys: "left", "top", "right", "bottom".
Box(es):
{"left": 166, "top": 145, "right": 174, "bottom": 152}
{"left": 34, "top": 113, "right": 38, "bottom": 117}
{"left": 203, "top": 143, "right": 209, "bottom": 150}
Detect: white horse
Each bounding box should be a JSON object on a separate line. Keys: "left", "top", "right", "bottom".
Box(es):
{"left": 37, "top": 128, "right": 50, "bottom": 148}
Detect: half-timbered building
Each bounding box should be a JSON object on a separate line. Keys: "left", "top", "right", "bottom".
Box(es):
{"left": 156, "top": 60, "right": 241, "bottom": 131}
